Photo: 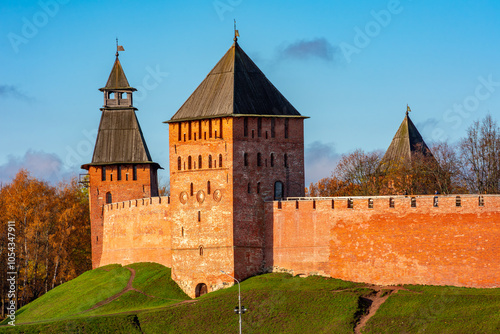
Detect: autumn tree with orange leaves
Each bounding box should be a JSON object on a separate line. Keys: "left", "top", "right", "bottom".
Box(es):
{"left": 0, "top": 170, "right": 91, "bottom": 318}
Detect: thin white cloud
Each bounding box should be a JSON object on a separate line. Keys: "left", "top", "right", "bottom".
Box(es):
{"left": 304, "top": 141, "right": 341, "bottom": 185}
{"left": 0, "top": 150, "right": 76, "bottom": 185}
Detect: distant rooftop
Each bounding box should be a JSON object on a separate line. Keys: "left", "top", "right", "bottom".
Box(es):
{"left": 379, "top": 110, "right": 435, "bottom": 170}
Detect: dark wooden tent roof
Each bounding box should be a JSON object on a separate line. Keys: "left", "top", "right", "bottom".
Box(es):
{"left": 99, "top": 55, "right": 136, "bottom": 91}
{"left": 83, "top": 109, "right": 156, "bottom": 167}
{"left": 167, "top": 41, "right": 304, "bottom": 122}
{"left": 379, "top": 112, "right": 434, "bottom": 170}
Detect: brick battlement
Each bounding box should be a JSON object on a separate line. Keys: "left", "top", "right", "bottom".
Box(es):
{"left": 104, "top": 196, "right": 171, "bottom": 212}
{"left": 265, "top": 194, "right": 500, "bottom": 288}
{"left": 100, "top": 196, "right": 172, "bottom": 268}
{"left": 273, "top": 194, "right": 498, "bottom": 211}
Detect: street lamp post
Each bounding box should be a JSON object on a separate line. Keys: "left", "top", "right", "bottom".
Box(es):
{"left": 221, "top": 270, "right": 247, "bottom": 334}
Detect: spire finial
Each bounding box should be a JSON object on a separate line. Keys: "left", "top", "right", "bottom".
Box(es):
{"left": 234, "top": 19, "right": 239, "bottom": 42}
{"left": 406, "top": 104, "right": 411, "bottom": 116}
{"left": 116, "top": 38, "right": 125, "bottom": 57}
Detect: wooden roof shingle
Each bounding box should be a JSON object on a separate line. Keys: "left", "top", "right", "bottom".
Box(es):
{"left": 167, "top": 41, "right": 304, "bottom": 122}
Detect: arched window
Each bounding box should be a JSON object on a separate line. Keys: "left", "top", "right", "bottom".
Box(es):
{"left": 244, "top": 153, "right": 248, "bottom": 166}
{"left": 284, "top": 118, "right": 289, "bottom": 138}
{"left": 207, "top": 181, "right": 211, "bottom": 194}
{"left": 199, "top": 246, "right": 204, "bottom": 256}
{"left": 244, "top": 118, "right": 248, "bottom": 137}
{"left": 257, "top": 182, "right": 261, "bottom": 194}
{"left": 106, "top": 192, "right": 112, "bottom": 204}
{"left": 270, "top": 153, "right": 274, "bottom": 167}
{"left": 188, "top": 156, "right": 192, "bottom": 170}
{"left": 117, "top": 165, "right": 122, "bottom": 181}
{"left": 133, "top": 165, "right": 137, "bottom": 180}
{"left": 101, "top": 166, "right": 106, "bottom": 181}
{"left": 208, "top": 155, "right": 212, "bottom": 168}
{"left": 219, "top": 154, "right": 223, "bottom": 168}
{"left": 190, "top": 183, "right": 194, "bottom": 196}
{"left": 257, "top": 153, "right": 262, "bottom": 166}
{"left": 284, "top": 154, "right": 288, "bottom": 168}
{"left": 178, "top": 157, "right": 182, "bottom": 170}
{"left": 247, "top": 183, "right": 251, "bottom": 193}
{"left": 274, "top": 181, "right": 283, "bottom": 200}
{"left": 198, "top": 155, "right": 202, "bottom": 169}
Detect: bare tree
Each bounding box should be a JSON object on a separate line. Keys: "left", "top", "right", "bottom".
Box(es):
{"left": 335, "top": 149, "right": 383, "bottom": 196}
{"left": 158, "top": 177, "right": 170, "bottom": 197}
{"left": 459, "top": 114, "right": 500, "bottom": 194}
{"left": 428, "top": 142, "right": 463, "bottom": 194}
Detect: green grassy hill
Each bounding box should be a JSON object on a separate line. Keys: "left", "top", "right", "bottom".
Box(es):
{"left": 1, "top": 263, "right": 499, "bottom": 333}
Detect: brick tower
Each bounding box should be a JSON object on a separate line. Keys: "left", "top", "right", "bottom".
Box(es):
{"left": 166, "top": 36, "right": 306, "bottom": 297}
{"left": 82, "top": 49, "right": 160, "bottom": 268}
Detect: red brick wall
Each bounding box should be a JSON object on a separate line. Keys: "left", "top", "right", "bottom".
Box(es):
{"left": 266, "top": 195, "right": 500, "bottom": 288}
{"left": 88, "top": 164, "right": 157, "bottom": 268}
{"left": 100, "top": 196, "right": 171, "bottom": 267}
{"left": 233, "top": 117, "right": 305, "bottom": 280}
{"left": 264, "top": 199, "right": 332, "bottom": 276}
{"left": 169, "top": 118, "right": 236, "bottom": 297}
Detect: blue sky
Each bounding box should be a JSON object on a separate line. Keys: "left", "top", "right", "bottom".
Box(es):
{"left": 1, "top": 0, "right": 499, "bottom": 186}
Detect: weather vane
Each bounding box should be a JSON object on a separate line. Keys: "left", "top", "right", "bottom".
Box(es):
{"left": 116, "top": 38, "right": 125, "bottom": 57}
{"left": 234, "top": 19, "right": 239, "bottom": 42}
{"left": 406, "top": 104, "right": 411, "bottom": 116}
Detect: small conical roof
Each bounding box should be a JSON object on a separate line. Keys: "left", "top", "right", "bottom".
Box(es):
{"left": 380, "top": 112, "right": 434, "bottom": 169}
{"left": 100, "top": 55, "right": 136, "bottom": 91}
{"left": 167, "top": 41, "right": 304, "bottom": 122}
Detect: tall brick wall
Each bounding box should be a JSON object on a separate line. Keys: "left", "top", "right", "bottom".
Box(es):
{"left": 264, "top": 199, "right": 332, "bottom": 276}
{"left": 232, "top": 117, "right": 305, "bottom": 280}
{"left": 100, "top": 196, "right": 171, "bottom": 267}
{"left": 87, "top": 164, "right": 158, "bottom": 268}
{"left": 266, "top": 195, "right": 500, "bottom": 288}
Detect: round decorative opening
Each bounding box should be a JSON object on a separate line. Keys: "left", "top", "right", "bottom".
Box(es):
{"left": 179, "top": 191, "right": 188, "bottom": 204}
{"left": 196, "top": 190, "right": 205, "bottom": 203}
{"left": 213, "top": 189, "right": 222, "bottom": 202}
